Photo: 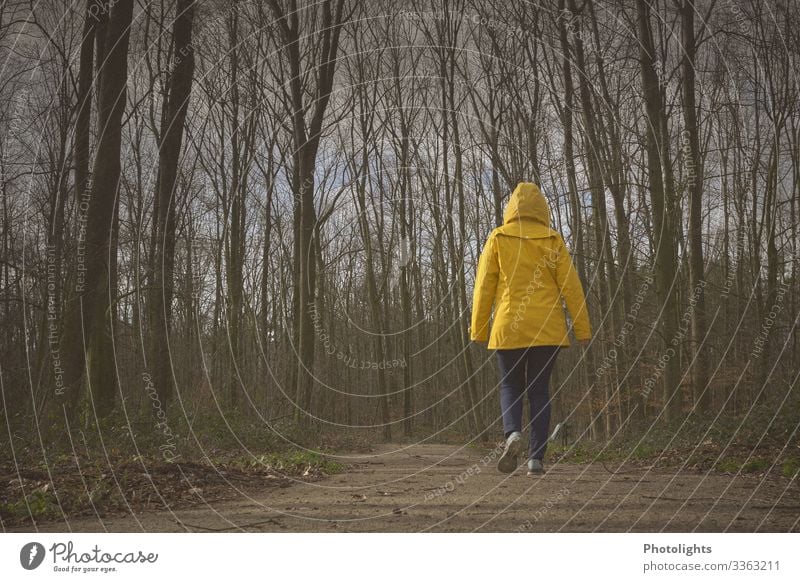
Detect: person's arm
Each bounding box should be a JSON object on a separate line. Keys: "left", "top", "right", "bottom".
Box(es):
{"left": 554, "top": 234, "right": 592, "bottom": 341}
{"left": 470, "top": 233, "right": 500, "bottom": 343}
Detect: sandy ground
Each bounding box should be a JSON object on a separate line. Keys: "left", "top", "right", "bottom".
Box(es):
{"left": 11, "top": 443, "right": 799, "bottom": 532}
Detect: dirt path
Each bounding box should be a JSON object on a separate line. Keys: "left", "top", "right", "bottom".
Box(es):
{"left": 15, "top": 443, "right": 799, "bottom": 532}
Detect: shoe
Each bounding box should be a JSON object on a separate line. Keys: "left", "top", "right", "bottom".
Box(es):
{"left": 497, "top": 432, "right": 522, "bottom": 474}
{"left": 527, "top": 458, "right": 545, "bottom": 475}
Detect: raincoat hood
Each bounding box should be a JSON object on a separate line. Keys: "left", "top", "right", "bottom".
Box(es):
{"left": 503, "top": 182, "right": 550, "bottom": 226}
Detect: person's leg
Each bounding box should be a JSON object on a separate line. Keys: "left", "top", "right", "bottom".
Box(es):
{"left": 524, "top": 346, "right": 560, "bottom": 461}
{"left": 496, "top": 348, "right": 527, "bottom": 473}
{"left": 496, "top": 348, "right": 526, "bottom": 438}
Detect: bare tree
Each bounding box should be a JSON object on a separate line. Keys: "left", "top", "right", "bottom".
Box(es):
{"left": 149, "top": 0, "right": 196, "bottom": 411}
{"left": 59, "top": 0, "right": 134, "bottom": 422}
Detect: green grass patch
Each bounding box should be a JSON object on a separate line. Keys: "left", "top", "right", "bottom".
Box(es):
{"left": 782, "top": 457, "right": 800, "bottom": 479}
{"left": 0, "top": 488, "right": 60, "bottom": 522}
{"left": 715, "top": 458, "right": 740, "bottom": 473}
{"left": 632, "top": 443, "right": 658, "bottom": 459}
{"left": 741, "top": 458, "right": 770, "bottom": 473}
{"left": 715, "top": 457, "right": 771, "bottom": 473}
{"left": 548, "top": 441, "right": 624, "bottom": 464}
{"left": 230, "top": 450, "right": 344, "bottom": 476}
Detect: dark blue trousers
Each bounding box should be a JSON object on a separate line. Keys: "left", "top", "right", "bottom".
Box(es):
{"left": 496, "top": 346, "right": 560, "bottom": 461}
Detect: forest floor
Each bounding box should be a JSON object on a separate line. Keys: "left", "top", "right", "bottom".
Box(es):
{"left": 6, "top": 442, "right": 798, "bottom": 532}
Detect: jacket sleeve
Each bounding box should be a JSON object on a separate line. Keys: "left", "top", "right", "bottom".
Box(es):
{"left": 554, "top": 234, "right": 592, "bottom": 341}
{"left": 470, "top": 233, "right": 500, "bottom": 342}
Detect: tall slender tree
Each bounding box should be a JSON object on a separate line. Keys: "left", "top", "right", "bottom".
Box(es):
{"left": 149, "top": 0, "right": 196, "bottom": 411}
{"left": 59, "top": 0, "right": 134, "bottom": 422}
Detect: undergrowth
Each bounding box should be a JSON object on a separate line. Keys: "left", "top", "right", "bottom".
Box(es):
{"left": 548, "top": 403, "right": 800, "bottom": 478}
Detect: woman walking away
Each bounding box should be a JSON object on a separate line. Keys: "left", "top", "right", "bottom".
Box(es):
{"left": 471, "top": 182, "right": 592, "bottom": 476}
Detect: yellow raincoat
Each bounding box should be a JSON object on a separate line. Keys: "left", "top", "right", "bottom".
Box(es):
{"left": 470, "top": 182, "right": 592, "bottom": 349}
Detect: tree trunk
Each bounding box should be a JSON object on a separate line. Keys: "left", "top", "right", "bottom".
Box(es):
{"left": 150, "top": 0, "right": 196, "bottom": 412}
{"left": 679, "top": 0, "right": 709, "bottom": 413}
{"left": 59, "top": 0, "right": 134, "bottom": 422}
{"left": 636, "top": 0, "right": 682, "bottom": 421}
{"left": 268, "top": 0, "right": 348, "bottom": 427}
